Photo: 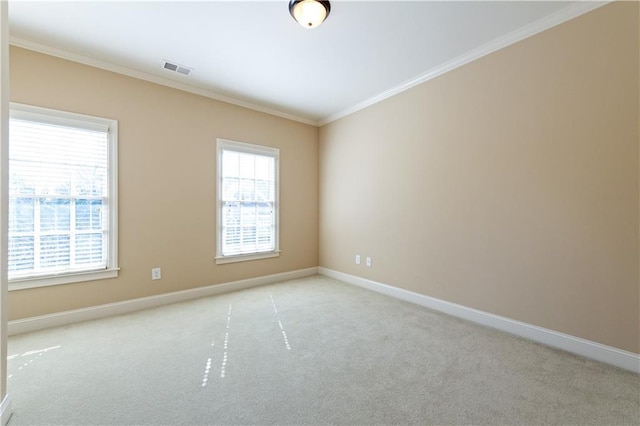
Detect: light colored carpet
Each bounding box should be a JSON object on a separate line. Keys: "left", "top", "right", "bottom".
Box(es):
{"left": 6, "top": 275, "right": 640, "bottom": 425}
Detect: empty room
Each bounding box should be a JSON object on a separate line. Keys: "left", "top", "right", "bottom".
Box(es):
{"left": 0, "top": 0, "right": 638, "bottom": 424}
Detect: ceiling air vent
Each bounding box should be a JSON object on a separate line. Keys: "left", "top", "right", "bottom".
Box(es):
{"left": 162, "top": 60, "right": 193, "bottom": 76}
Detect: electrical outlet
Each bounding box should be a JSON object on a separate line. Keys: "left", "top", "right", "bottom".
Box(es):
{"left": 151, "top": 267, "right": 162, "bottom": 280}
{"left": 366, "top": 257, "right": 372, "bottom": 267}
{"left": 355, "top": 255, "right": 361, "bottom": 265}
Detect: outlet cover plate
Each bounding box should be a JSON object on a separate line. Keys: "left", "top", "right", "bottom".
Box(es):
{"left": 151, "top": 268, "right": 162, "bottom": 280}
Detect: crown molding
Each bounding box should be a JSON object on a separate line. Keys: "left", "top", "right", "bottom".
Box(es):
{"left": 319, "top": 0, "right": 610, "bottom": 126}
{"left": 10, "top": 0, "right": 610, "bottom": 129}
{"left": 9, "top": 36, "right": 319, "bottom": 127}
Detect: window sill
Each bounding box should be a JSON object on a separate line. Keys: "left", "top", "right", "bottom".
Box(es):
{"left": 215, "top": 251, "right": 281, "bottom": 265}
{"left": 8, "top": 268, "right": 120, "bottom": 291}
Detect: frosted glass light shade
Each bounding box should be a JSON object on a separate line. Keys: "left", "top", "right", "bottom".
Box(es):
{"left": 289, "top": 0, "right": 331, "bottom": 29}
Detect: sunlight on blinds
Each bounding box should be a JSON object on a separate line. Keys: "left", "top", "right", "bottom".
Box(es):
{"left": 220, "top": 149, "right": 276, "bottom": 256}
{"left": 8, "top": 118, "right": 109, "bottom": 279}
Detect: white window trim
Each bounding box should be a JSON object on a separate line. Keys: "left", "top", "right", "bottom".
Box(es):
{"left": 215, "top": 138, "right": 280, "bottom": 264}
{"left": 8, "top": 103, "right": 119, "bottom": 291}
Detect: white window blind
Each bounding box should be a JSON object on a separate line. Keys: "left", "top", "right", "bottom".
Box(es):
{"left": 8, "top": 104, "right": 118, "bottom": 286}
{"left": 216, "top": 139, "right": 279, "bottom": 263}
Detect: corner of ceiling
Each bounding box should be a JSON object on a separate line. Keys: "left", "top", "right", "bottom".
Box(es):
{"left": 8, "top": 36, "right": 320, "bottom": 127}
{"left": 317, "top": 0, "right": 610, "bottom": 127}
{"left": 9, "top": 0, "right": 609, "bottom": 130}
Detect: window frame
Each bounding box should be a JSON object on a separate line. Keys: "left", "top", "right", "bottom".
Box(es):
{"left": 8, "top": 103, "right": 119, "bottom": 290}
{"left": 215, "top": 138, "right": 280, "bottom": 264}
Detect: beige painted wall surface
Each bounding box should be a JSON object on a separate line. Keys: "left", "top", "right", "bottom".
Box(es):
{"left": 319, "top": 2, "right": 639, "bottom": 353}
{"left": 9, "top": 47, "right": 319, "bottom": 320}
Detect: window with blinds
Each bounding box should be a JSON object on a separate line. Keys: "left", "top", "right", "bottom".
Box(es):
{"left": 216, "top": 139, "right": 279, "bottom": 264}
{"left": 8, "top": 104, "right": 118, "bottom": 288}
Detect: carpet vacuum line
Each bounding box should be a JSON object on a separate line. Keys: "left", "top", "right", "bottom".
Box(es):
{"left": 221, "top": 304, "right": 232, "bottom": 378}
{"left": 201, "top": 304, "right": 232, "bottom": 387}
{"left": 270, "top": 295, "right": 291, "bottom": 351}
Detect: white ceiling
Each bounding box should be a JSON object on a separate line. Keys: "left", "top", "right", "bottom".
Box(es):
{"left": 8, "top": 0, "right": 604, "bottom": 125}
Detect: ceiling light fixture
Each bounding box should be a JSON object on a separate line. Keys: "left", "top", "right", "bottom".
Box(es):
{"left": 289, "top": 0, "right": 331, "bottom": 29}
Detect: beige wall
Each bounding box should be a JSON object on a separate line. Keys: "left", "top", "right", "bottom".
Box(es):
{"left": 9, "top": 47, "right": 319, "bottom": 320}
{"left": 7, "top": 2, "right": 639, "bottom": 354}
{"left": 319, "top": 2, "right": 639, "bottom": 353}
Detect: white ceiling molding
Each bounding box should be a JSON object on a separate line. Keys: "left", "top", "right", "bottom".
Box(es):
{"left": 318, "top": 0, "right": 609, "bottom": 126}
{"left": 9, "top": 1, "right": 608, "bottom": 129}
{"left": 9, "top": 36, "right": 319, "bottom": 127}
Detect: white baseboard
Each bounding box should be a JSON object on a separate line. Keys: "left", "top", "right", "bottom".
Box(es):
{"left": 318, "top": 267, "right": 640, "bottom": 373}
{"left": 0, "top": 394, "right": 11, "bottom": 426}
{"left": 8, "top": 267, "right": 318, "bottom": 336}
